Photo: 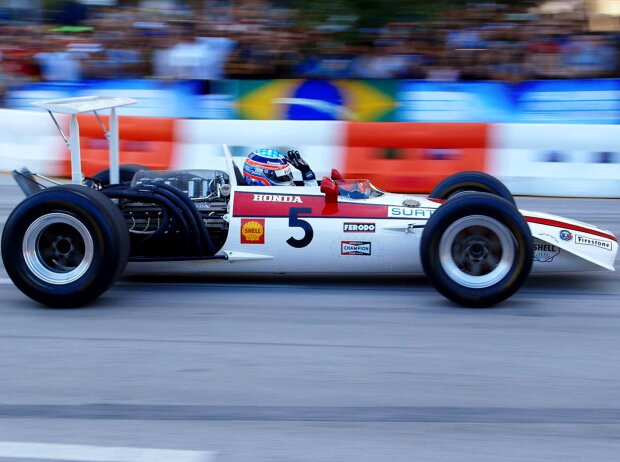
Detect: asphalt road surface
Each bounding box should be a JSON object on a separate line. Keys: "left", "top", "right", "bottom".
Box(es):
{"left": 0, "top": 175, "right": 619, "bottom": 461}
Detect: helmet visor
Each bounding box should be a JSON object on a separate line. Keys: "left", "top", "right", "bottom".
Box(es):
{"left": 264, "top": 167, "right": 294, "bottom": 185}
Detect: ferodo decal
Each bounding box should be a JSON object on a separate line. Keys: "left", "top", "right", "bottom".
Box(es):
{"left": 241, "top": 219, "right": 265, "bottom": 244}
{"left": 533, "top": 243, "right": 560, "bottom": 262}
{"left": 575, "top": 234, "right": 612, "bottom": 251}
{"left": 253, "top": 194, "right": 303, "bottom": 203}
{"left": 341, "top": 241, "right": 371, "bottom": 256}
{"left": 559, "top": 229, "right": 573, "bottom": 241}
{"left": 343, "top": 222, "right": 376, "bottom": 233}
{"left": 388, "top": 207, "right": 434, "bottom": 219}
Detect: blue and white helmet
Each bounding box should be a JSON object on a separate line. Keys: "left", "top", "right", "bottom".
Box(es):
{"left": 243, "top": 148, "right": 295, "bottom": 186}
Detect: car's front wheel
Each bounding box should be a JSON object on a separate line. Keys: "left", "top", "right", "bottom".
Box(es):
{"left": 1, "top": 185, "right": 129, "bottom": 307}
{"left": 420, "top": 192, "right": 532, "bottom": 307}
{"left": 429, "top": 171, "right": 516, "bottom": 206}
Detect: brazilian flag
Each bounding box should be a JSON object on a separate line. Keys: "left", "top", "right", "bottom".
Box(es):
{"left": 229, "top": 79, "right": 397, "bottom": 121}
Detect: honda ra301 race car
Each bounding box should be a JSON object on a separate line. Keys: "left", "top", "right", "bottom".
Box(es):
{"left": 1, "top": 96, "right": 617, "bottom": 308}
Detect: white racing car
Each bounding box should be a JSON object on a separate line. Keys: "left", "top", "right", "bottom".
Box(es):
{"left": 1, "top": 96, "right": 617, "bottom": 307}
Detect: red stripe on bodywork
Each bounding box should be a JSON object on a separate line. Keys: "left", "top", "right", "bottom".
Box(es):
{"left": 233, "top": 192, "right": 390, "bottom": 218}
{"left": 525, "top": 216, "right": 617, "bottom": 242}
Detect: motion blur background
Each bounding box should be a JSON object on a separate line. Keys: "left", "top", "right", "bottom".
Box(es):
{"left": 2, "top": 0, "right": 620, "bottom": 119}
{"left": 0, "top": 0, "right": 619, "bottom": 196}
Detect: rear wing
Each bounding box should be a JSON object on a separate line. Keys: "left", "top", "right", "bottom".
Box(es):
{"left": 35, "top": 96, "right": 136, "bottom": 184}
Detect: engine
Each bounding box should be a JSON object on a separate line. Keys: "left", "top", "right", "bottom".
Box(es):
{"left": 120, "top": 169, "right": 231, "bottom": 253}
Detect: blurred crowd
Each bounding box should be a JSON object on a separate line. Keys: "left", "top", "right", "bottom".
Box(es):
{"left": 0, "top": 1, "right": 618, "bottom": 85}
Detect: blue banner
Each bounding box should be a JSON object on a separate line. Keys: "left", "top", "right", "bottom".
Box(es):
{"left": 6, "top": 80, "right": 206, "bottom": 118}
{"left": 397, "top": 79, "right": 620, "bottom": 124}
{"left": 514, "top": 79, "right": 620, "bottom": 124}
{"left": 397, "top": 81, "right": 514, "bottom": 123}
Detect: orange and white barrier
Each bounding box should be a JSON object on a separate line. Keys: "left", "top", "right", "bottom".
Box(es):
{"left": 490, "top": 124, "right": 620, "bottom": 197}
{"left": 344, "top": 122, "right": 490, "bottom": 192}
{"left": 0, "top": 109, "right": 65, "bottom": 175}
{"left": 0, "top": 109, "right": 618, "bottom": 198}
{"left": 75, "top": 115, "right": 176, "bottom": 177}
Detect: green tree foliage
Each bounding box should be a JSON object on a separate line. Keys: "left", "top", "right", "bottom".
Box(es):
{"left": 293, "top": 0, "right": 470, "bottom": 28}
{"left": 294, "top": 0, "right": 530, "bottom": 28}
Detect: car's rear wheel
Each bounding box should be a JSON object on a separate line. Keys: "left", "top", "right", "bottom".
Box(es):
{"left": 429, "top": 171, "right": 516, "bottom": 206}
{"left": 1, "top": 185, "right": 129, "bottom": 307}
{"left": 420, "top": 192, "right": 532, "bottom": 307}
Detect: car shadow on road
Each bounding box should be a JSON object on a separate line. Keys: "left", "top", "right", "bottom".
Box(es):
{"left": 121, "top": 272, "right": 430, "bottom": 289}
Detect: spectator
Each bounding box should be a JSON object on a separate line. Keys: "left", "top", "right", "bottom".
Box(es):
{"left": 0, "top": 1, "right": 616, "bottom": 83}
{"left": 35, "top": 40, "right": 82, "bottom": 81}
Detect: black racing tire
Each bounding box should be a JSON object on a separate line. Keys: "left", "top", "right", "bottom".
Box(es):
{"left": 429, "top": 171, "right": 516, "bottom": 206}
{"left": 92, "top": 164, "right": 149, "bottom": 185}
{"left": 1, "top": 185, "right": 130, "bottom": 307}
{"left": 420, "top": 192, "right": 532, "bottom": 308}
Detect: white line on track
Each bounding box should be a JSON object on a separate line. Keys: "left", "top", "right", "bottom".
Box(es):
{"left": 0, "top": 441, "right": 216, "bottom": 462}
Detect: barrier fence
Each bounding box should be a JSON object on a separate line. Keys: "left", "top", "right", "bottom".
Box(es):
{"left": 0, "top": 111, "right": 619, "bottom": 198}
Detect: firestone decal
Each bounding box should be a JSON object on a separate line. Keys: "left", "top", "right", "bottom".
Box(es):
{"left": 575, "top": 234, "right": 612, "bottom": 251}
{"left": 253, "top": 194, "right": 303, "bottom": 203}
{"left": 559, "top": 229, "right": 573, "bottom": 241}
{"left": 341, "top": 241, "right": 371, "bottom": 256}
{"left": 533, "top": 243, "right": 560, "bottom": 262}
{"left": 241, "top": 219, "right": 265, "bottom": 244}
{"left": 344, "top": 223, "right": 376, "bottom": 233}
{"left": 388, "top": 207, "right": 435, "bottom": 219}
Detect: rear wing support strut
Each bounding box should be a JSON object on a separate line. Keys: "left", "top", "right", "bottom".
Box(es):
{"left": 35, "top": 96, "right": 136, "bottom": 185}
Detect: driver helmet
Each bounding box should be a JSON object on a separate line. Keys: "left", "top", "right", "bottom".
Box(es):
{"left": 243, "top": 148, "right": 295, "bottom": 186}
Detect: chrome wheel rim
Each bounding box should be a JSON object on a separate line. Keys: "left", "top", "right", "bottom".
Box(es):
{"left": 439, "top": 215, "right": 515, "bottom": 289}
{"left": 23, "top": 213, "right": 94, "bottom": 285}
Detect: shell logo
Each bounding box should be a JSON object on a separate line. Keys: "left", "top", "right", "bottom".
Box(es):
{"left": 241, "top": 219, "right": 265, "bottom": 244}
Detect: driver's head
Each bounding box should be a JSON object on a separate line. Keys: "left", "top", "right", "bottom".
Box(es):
{"left": 243, "top": 148, "right": 295, "bottom": 186}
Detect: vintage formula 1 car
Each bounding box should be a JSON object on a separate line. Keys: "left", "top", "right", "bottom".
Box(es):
{"left": 1, "top": 96, "right": 617, "bottom": 308}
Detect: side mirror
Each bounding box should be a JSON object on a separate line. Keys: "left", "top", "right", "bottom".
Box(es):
{"left": 331, "top": 168, "right": 345, "bottom": 180}
{"left": 321, "top": 176, "right": 339, "bottom": 203}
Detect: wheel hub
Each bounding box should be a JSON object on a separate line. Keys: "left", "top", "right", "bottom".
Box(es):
{"left": 23, "top": 213, "right": 94, "bottom": 285}
{"left": 52, "top": 236, "right": 74, "bottom": 257}
{"left": 464, "top": 241, "right": 488, "bottom": 262}
{"left": 439, "top": 216, "right": 516, "bottom": 289}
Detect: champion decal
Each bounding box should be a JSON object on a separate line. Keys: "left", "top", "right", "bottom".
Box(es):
{"left": 341, "top": 241, "right": 371, "bottom": 256}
